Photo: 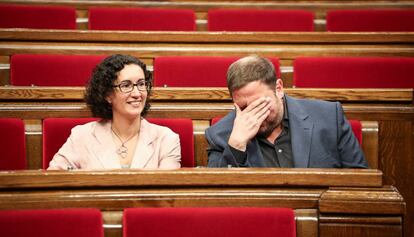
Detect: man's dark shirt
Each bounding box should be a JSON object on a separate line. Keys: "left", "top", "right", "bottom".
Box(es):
{"left": 229, "top": 98, "right": 294, "bottom": 167}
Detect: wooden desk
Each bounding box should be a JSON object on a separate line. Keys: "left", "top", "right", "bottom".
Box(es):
{"left": 0, "top": 168, "right": 404, "bottom": 237}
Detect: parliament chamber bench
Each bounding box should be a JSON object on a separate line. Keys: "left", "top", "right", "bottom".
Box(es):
{"left": 2, "top": 0, "right": 414, "bottom": 31}
{"left": 0, "top": 29, "right": 414, "bottom": 87}
{"left": 0, "top": 168, "right": 405, "bottom": 237}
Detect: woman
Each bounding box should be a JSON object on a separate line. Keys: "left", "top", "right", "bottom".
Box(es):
{"left": 48, "top": 54, "right": 181, "bottom": 170}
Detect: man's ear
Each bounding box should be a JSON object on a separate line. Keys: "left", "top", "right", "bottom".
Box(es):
{"left": 275, "top": 79, "right": 284, "bottom": 98}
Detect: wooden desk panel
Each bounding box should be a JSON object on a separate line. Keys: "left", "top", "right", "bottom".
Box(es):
{"left": 0, "top": 169, "right": 404, "bottom": 237}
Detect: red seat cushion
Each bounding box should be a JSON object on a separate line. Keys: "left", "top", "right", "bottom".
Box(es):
{"left": 147, "top": 118, "right": 194, "bottom": 167}
{"left": 11, "top": 54, "right": 106, "bottom": 86}
{"left": 154, "top": 56, "right": 280, "bottom": 87}
{"left": 89, "top": 7, "right": 196, "bottom": 31}
{"left": 327, "top": 9, "right": 414, "bottom": 32}
{"left": 293, "top": 57, "right": 414, "bottom": 88}
{"left": 0, "top": 118, "right": 26, "bottom": 170}
{"left": 42, "top": 118, "right": 98, "bottom": 169}
{"left": 124, "top": 207, "right": 295, "bottom": 237}
{"left": 0, "top": 208, "right": 103, "bottom": 237}
{"left": 208, "top": 9, "right": 314, "bottom": 31}
{"left": 0, "top": 4, "right": 76, "bottom": 29}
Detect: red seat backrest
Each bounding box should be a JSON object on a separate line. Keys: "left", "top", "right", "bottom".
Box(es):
{"left": 0, "top": 118, "right": 26, "bottom": 170}
{"left": 208, "top": 9, "right": 314, "bottom": 31}
{"left": 293, "top": 57, "right": 414, "bottom": 88}
{"left": 89, "top": 7, "right": 196, "bottom": 31}
{"left": 147, "top": 118, "right": 194, "bottom": 167}
{"left": 212, "top": 117, "right": 363, "bottom": 145}
{"left": 153, "top": 56, "right": 280, "bottom": 87}
{"left": 0, "top": 4, "right": 76, "bottom": 29}
{"left": 10, "top": 54, "right": 106, "bottom": 86}
{"left": 0, "top": 208, "right": 103, "bottom": 237}
{"left": 124, "top": 207, "right": 296, "bottom": 237}
{"left": 327, "top": 9, "right": 414, "bottom": 32}
{"left": 42, "top": 118, "right": 98, "bottom": 169}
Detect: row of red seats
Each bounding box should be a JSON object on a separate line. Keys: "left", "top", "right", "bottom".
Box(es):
{"left": 0, "top": 207, "right": 296, "bottom": 237}
{"left": 0, "top": 117, "right": 362, "bottom": 171}
{"left": 1, "top": 4, "right": 414, "bottom": 32}
{"left": 9, "top": 54, "right": 414, "bottom": 88}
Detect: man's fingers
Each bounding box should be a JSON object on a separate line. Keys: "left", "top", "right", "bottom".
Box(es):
{"left": 243, "top": 97, "right": 268, "bottom": 113}
{"left": 234, "top": 103, "right": 241, "bottom": 115}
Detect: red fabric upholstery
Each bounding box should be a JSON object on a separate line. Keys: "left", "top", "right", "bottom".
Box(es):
{"left": 208, "top": 9, "right": 314, "bottom": 31}
{"left": 293, "top": 57, "right": 414, "bottom": 88}
{"left": 147, "top": 118, "right": 194, "bottom": 167}
{"left": 0, "top": 4, "right": 76, "bottom": 29}
{"left": 10, "top": 54, "right": 106, "bottom": 86}
{"left": 349, "top": 119, "right": 362, "bottom": 145}
{"left": 0, "top": 118, "right": 26, "bottom": 170}
{"left": 212, "top": 117, "right": 363, "bottom": 145}
{"left": 42, "top": 118, "right": 98, "bottom": 169}
{"left": 124, "top": 207, "right": 296, "bottom": 237}
{"left": 327, "top": 9, "right": 414, "bottom": 32}
{"left": 89, "top": 7, "right": 196, "bottom": 31}
{"left": 0, "top": 208, "right": 103, "bottom": 237}
{"left": 153, "top": 56, "right": 280, "bottom": 87}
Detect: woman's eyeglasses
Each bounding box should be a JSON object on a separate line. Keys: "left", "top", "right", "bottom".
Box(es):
{"left": 113, "top": 79, "right": 147, "bottom": 93}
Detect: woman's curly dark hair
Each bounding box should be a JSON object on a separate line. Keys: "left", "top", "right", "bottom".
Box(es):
{"left": 85, "top": 54, "right": 152, "bottom": 119}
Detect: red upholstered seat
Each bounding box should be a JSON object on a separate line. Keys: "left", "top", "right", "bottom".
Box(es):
{"left": 293, "top": 57, "right": 414, "bottom": 88}
{"left": 0, "top": 4, "right": 76, "bottom": 29}
{"left": 153, "top": 56, "right": 280, "bottom": 87}
{"left": 0, "top": 118, "right": 26, "bottom": 170}
{"left": 0, "top": 208, "right": 103, "bottom": 237}
{"left": 124, "top": 207, "right": 296, "bottom": 237}
{"left": 89, "top": 7, "right": 196, "bottom": 31}
{"left": 147, "top": 118, "right": 194, "bottom": 167}
{"left": 208, "top": 9, "right": 314, "bottom": 31}
{"left": 211, "top": 117, "right": 363, "bottom": 145}
{"left": 10, "top": 54, "right": 106, "bottom": 86}
{"left": 327, "top": 9, "right": 414, "bottom": 32}
{"left": 42, "top": 118, "right": 97, "bottom": 169}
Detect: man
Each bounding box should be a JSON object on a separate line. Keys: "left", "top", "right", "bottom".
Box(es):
{"left": 205, "top": 55, "right": 368, "bottom": 168}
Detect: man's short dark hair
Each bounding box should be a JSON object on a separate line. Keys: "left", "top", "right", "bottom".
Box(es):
{"left": 227, "top": 55, "right": 277, "bottom": 95}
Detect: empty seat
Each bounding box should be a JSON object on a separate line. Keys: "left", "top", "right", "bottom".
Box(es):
{"left": 153, "top": 56, "right": 280, "bottom": 87}
{"left": 89, "top": 7, "right": 196, "bottom": 31}
{"left": 0, "top": 4, "right": 76, "bottom": 29}
{"left": 211, "top": 117, "right": 362, "bottom": 145}
{"left": 0, "top": 208, "right": 103, "bottom": 237}
{"left": 124, "top": 207, "right": 296, "bottom": 237}
{"left": 10, "top": 54, "right": 106, "bottom": 86}
{"left": 293, "top": 57, "right": 414, "bottom": 88}
{"left": 208, "top": 9, "right": 314, "bottom": 31}
{"left": 147, "top": 118, "right": 194, "bottom": 167}
{"left": 42, "top": 117, "right": 97, "bottom": 169}
{"left": 327, "top": 9, "right": 414, "bottom": 32}
{"left": 0, "top": 118, "right": 26, "bottom": 170}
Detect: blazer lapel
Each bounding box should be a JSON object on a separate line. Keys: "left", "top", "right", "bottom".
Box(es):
{"left": 131, "top": 119, "right": 155, "bottom": 168}
{"left": 92, "top": 121, "right": 121, "bottom": 169}
{"left": 286, "top": 96, "right": 314, "bottom": 168}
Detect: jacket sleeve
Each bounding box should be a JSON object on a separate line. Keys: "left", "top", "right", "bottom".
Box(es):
{"left": 205, "top": 127, "right": 248, "bottom": 168}
{"left": 158, "top": 131, "right": 181, "bottom": 169}
{"left": 47, "top": 132, "right": 80, "bottom": 170}
{"left": 336, "top": 102, "right": 369, "bottom": 168}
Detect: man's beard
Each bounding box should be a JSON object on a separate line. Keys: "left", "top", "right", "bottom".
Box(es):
{"left": 257, "top": 113, "right": 283, "bottom": 139}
